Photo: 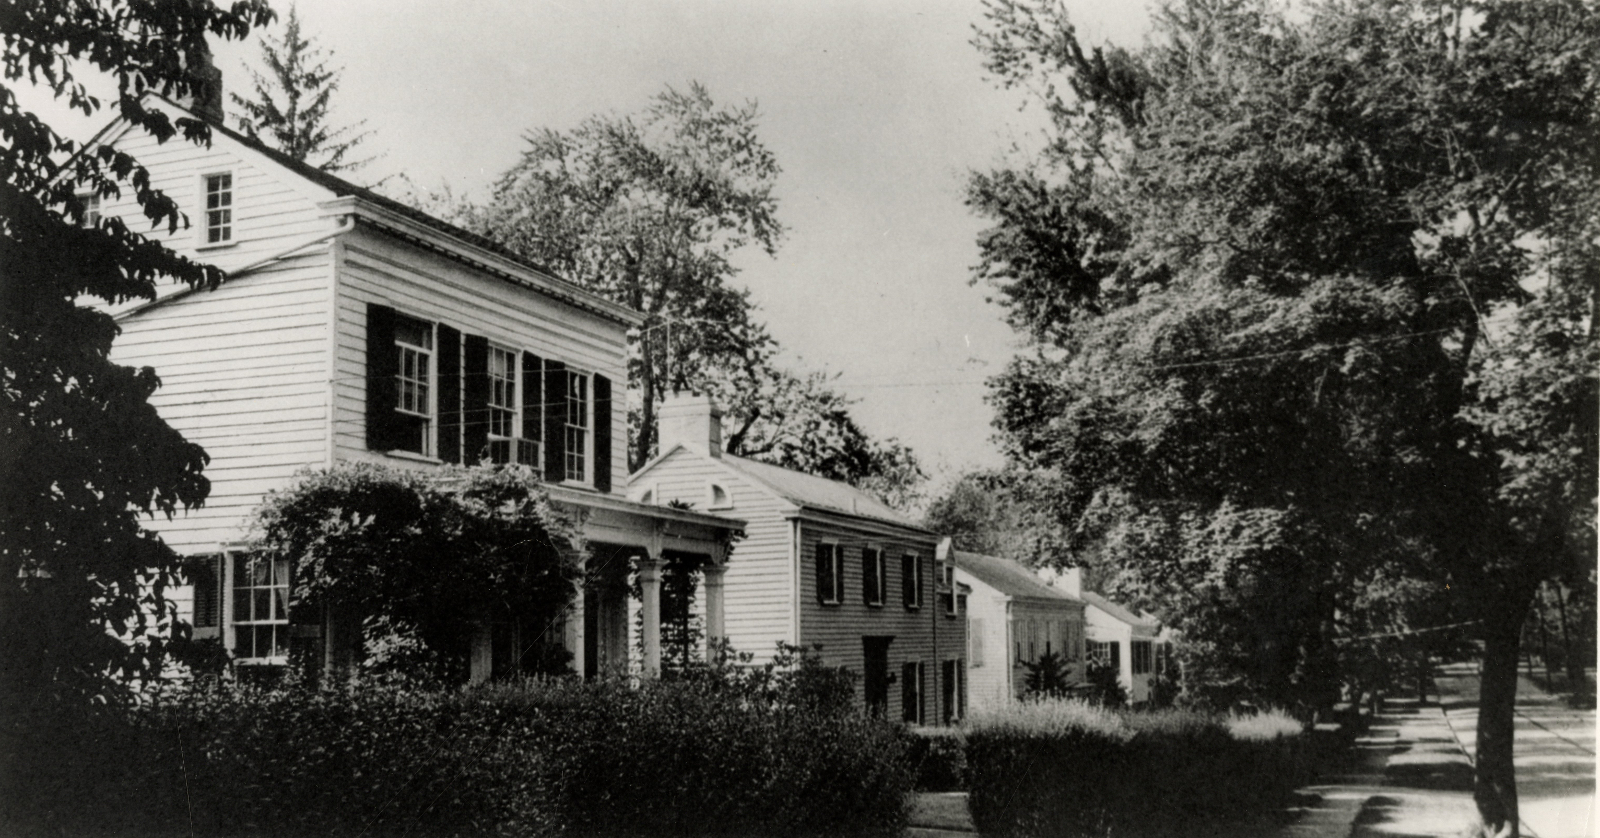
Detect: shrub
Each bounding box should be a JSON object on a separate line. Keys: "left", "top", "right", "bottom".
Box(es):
{"left": 964, "top": 699, "right": 1309, "bottom": 838}
{"left": 2, "top": 670, "right": 913, "bottom": 838}
{"left": 907, "top": 726, "right": 968, "bottom": 791}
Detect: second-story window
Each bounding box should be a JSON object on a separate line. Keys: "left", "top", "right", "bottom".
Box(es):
{"left": 565, "top": 370, "right": 589, "bottom": 482}
{"left": 863, "top": 547, "right": 885, "bottom": 606}
{"left": 204, "top": 172, "right": 233, "bottom": 244}
{"left": 79, "top": 193, "right": 101, "bottom": 228}
{"left": 902, "top": 553, "right": 922, "bottom": 610}
{"left": 394, "top": 315, "right": 434, "bottom": 456}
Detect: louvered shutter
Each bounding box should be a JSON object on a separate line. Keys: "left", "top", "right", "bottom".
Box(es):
{"left": 437, "top": 325, "right": 462, "bottom": 463}
{"left": 902, "top": 662, "right": 918, "bottom": 722}
{"left": 816, "top": 544, "right": 831, "bottom": 604}
{"left": 902, "top": 554, "right": 916, "bottom": 608}
{"left": 862, "top": 549, "right": 878, "bottom": 605}
{"left": 593, "top": 374, "right": 612, "bottom": 492}
{"left": 365, "top": 303, "right": 399, "bottom": 450}
{"left": 543, "top": 361, "right": 567, "bottom": 481}
{"left": 521, "top": 352, "right": 542, "bottom": 446}
{"left": 189, "top": 555, "right": 223, "bottom": 634}
{"left": 463, "top": 335, "right": 490, "bottom": 463}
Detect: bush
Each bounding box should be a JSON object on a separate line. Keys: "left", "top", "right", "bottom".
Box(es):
{"left": 907, "top": 726, "right": 968, "bottom": 791}
{"left": 964, "top": 700, "right": 1309, "bottom": 838}
{"left": 2, "top": 670, "right": 913, "bottom": 838}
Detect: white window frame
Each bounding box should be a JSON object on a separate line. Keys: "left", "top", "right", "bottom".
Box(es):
{"left": 77, "top": 192, "right": 101, "bottom": 228}
{"left": 818, "top": 541, "right": 843, "bottom": 605}
{"left": 198, "top": 171, "right": 234, "bottom": 247}
{"left": 563, "top": 369, "right": 592, "bottom": 486}
{"left": 393, "top": 315, "right": 435, "bottom": 458}
{"left": 486, "top": 344, "right": 539, "bottom": 467}
{"left": 227, "top": 551, "right": 290, "bottom": 665}
{"left": 863, "top": 546, "right": 885, "bottom": 607}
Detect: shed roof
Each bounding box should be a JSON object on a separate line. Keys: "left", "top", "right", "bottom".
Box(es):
{"left": 951, "top": 550, "right": 1080, "bottom": 603}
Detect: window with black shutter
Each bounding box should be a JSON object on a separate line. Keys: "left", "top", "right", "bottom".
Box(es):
{"left": 816, "top": 543, "right": 841, "bottom": 605}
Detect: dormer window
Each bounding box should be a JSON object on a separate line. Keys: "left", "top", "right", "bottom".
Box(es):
{"left": 203, "top": 172, "right": 233, "bottom": 244}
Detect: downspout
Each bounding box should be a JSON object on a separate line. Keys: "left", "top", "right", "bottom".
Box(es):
{"left": 322, "top": 216, "right": 353, "bottom": 467}
{"left": 790, "top": 518, "right": 802, "bottom": 649}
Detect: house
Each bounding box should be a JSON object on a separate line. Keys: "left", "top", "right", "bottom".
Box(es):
{"left": 94, "top": 88, "right": 744, "bottom": 682}
{"left": 945, "top": 545, "right": 1086, "bottom": 712}
{"left": 628, "top": 395, "right": 967, "bottom": 724}
{"left": 1041, "top": 568, "right": 1164, "bottom": 705}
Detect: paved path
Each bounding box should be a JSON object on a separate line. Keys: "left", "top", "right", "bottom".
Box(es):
{"left": 1433, "top": 662, "right": 1595, "bottom": 838}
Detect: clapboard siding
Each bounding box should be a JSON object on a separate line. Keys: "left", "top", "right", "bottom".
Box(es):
{"left": 797, "top": 521, "right": 946, "bottom": 720}
{"left": 960, "top": 578, "right": 1013, "bottom": 713}
{"left": 634, "top": 449, "right": 796, "bottom": 659}
{"left": 333, "top": 229, "right": 630, "bottom": 493}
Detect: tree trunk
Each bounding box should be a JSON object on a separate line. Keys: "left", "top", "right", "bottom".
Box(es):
{"left": 1475, "top": 599, "right": 1531, "bottom": 838}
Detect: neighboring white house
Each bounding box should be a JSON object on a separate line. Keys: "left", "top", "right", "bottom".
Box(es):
{"left": 947, "top": 545, "right": 1086, "bottom": 713}
{"left": 1040, "top": 568, "right": 1163, "bottom": 705}
{"left": 92, "top": 89, "right": 743, "bottom": 682}
{"left": 628, "top": 395, "right": 966, "bottom": 724}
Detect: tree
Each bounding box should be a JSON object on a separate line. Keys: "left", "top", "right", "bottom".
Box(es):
{"left": 923, "top": 467, "right": 1071, "bottom": 562}
{"left": 464, "top": 82, "right": 783, "bottom": 473}
{"left": 0, "top": 0, "right": 274, "bottom": 708}
{"left": 230, "top": 4, "right": 372, "bottom": 173}
{"left": 967, "top": 0, "right": 1597, "bottom": 832}
{"left": 464, "top": 83, "right": 925, "bottom": 505}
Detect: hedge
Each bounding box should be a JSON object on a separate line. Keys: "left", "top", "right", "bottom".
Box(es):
{"left": 1, "top": 675, "right": 913, "bottom": 838}
{"left": 965, "top": 700, "right": 1309, "bottom": 838}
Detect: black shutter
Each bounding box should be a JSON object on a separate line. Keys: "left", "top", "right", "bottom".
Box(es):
{"left": 1110, "top": 641, "right": 1121, "bottom": 670}
{"left": 862, "top": 550, "right": 876, "bottom": 605}
{"left": 437, "top": 325, "right": 462, "bottom": 464}
{"left": 543, "top": 361, "right": 567, "bottom": 482}
{"left": 365, "top": 303, "right": 398, "bottom": 451}
{"left": 189, "top": 555, "right": 222, "bottom": 629}
{"left": 463, "top": 335, "right": 490, "bottom": 463}
{"left": 816, "top": 544, "right": 830, "bottom": 604}
{"left": 522, "top": 352, "right": 542, "bottom": 444}
{"left": 902, "top": 662, "right": 918, "bottom": 722}
{"left": 593, "top": 374, "right": 612, "bottom": 492}
{"left": 902, "top": 554, "right": 915, "bottom": 608}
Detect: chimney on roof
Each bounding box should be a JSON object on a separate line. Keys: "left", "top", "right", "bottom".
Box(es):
{"left": 180, "top": 40, "right": 225, "bottom": 124}
{"left": 1059, "top": 566, "right": 1083, "bottom": 598}
{"left": 658, "top": 394, "right": 722, "bottom": 458}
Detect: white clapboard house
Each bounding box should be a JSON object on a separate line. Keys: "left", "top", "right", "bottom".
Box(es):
{"left": 628, "top": 395, "right": 967, "bottom": 724}
{"left": 947, "top": 547, "right": 1087, "bottom": 713}
{"left": 94, "top": 90, "right": 743, "bottom": 682}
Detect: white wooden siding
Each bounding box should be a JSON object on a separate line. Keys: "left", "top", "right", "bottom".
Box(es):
{"left": 633, "top": 449, "right": 796, "bottom": 660}
{"left": 332, "top": 229, "right": 630, "bottom": 493}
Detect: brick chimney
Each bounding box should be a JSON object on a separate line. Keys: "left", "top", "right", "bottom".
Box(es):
{"left": 658, "top": 394, "right": 722, "bottom": 458}
{"left": 180, "top": 40, "right": 225, "bottom": 124}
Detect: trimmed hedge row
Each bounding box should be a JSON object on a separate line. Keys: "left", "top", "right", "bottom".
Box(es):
{"left": 965, "top": 701, "right": 1308, "bottom": 838}
{"left": 2, "top": 676, "right": 913, "bottom": 838}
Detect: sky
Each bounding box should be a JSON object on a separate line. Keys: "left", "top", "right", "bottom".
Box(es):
{"left": 21, "top": 0, "right": 1153, "bottom": 481}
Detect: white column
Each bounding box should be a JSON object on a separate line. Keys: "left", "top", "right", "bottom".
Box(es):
{"left": 565, "top": 554, "right": 586, "bottom": 678}
{"left": 639, "top": 553, "right": 663, "bottom": 677}
{"left": 703, "top": 562, "right": 727, "bottom": 661}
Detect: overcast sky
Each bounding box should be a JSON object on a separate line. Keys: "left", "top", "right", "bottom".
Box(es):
{"left": 24, "top": 0, "right": 1152, "bottom": 481}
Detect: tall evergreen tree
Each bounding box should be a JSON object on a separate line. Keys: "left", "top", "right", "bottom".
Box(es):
{"left": 231, "top": 4, "right": 371, "bottom": 172}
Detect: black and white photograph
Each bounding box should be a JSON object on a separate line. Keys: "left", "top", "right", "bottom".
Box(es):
{"left": 1, "top": 1, "right": 1594, "bottom": 836}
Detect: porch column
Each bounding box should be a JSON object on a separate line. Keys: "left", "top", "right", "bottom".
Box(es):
{"left": 565, "top": 553, "right": 586, "bottom": 678}
{"left": 639, "top": 553, "right": 663, "bottom": 677}
{"left": 704, "top": 561, "right": 726, "bottom": 662}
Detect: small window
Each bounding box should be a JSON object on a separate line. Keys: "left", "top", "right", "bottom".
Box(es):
{"left": 231, "top": 553, "right": 289, "bottom": 663}
{"left": 78, "top": 193, "right": 101, "bottom": 228}
{"left": 816, "top": 543, "right": 843, "bottom": 605}
{"left": 902, "top": 553, "right": 922, "bottom": 610}
{"left": 707, "top": 482, "right": 732, "bottom": 509}
{"left": 203, "top": 172, "right": 233, "bottom": 244}
{"left": 862, "top": 548, "right": 885, "bottom": 607}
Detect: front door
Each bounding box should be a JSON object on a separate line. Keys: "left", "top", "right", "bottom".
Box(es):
{"left": 863, "top": 636, "right": 893, "bottom": 717}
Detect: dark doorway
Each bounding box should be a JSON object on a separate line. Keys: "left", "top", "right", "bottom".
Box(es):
{"left": 863, "top": 636, "right": 893, "bottom": 717}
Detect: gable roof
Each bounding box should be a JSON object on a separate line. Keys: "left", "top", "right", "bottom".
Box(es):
{"left": 952, "top": 550, "right": 1080, "bottom": 603}
{"left": 1079, "top": 590, "right": 1160, "bottom": 630}
{"left": 713, "top": 452, "right": 930, "bottom": 532}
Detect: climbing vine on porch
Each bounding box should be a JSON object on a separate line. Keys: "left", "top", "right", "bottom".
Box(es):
{"left": 251, "top": 462, "right": 583, "bottom": 680}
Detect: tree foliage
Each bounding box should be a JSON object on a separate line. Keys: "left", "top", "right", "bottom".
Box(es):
{"left": 968, "top": 0, "right": 1596, "bottom": 830}
{"left": 251, "top": 463, "right": 583, "bottom": 681}
{"left": 230, "top": 4, "right": 372, "bottom": 173}
{"left": 462, "top": 83, "right": 924, "bottom": 504}
{"left": 0, "top": 0, "right": 274, "bottom": 707}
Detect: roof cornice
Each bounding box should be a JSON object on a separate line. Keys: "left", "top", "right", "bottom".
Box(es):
{"left": 323, "top": 197, "right": 644, "bottom": 327}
